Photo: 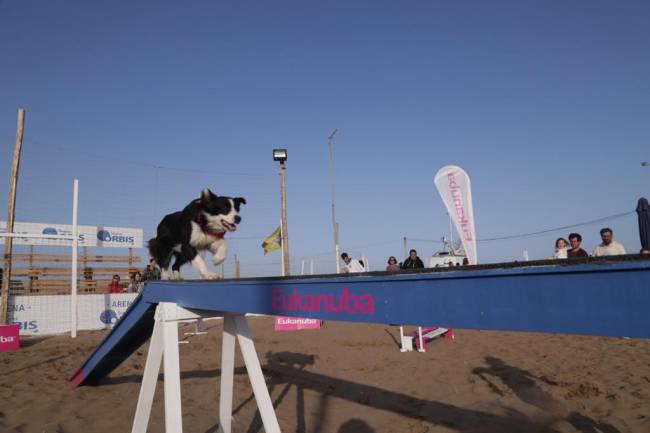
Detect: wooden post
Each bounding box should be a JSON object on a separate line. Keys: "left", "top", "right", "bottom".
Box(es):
{"left": 279, "top": 161, "right": 290, "bottom": 276}
{"left": 235, "top": 258, "right": 241, "bottom": 278}
{"left": 1, "top": 108, "right": 26, "bottom": 324}
{"left": 27, "top": 245, "right": 34, "bottom": 292}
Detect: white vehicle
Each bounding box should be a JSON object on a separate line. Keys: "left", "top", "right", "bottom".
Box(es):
{"left": 428, "top": 237, "right": 467, "bottom": 268}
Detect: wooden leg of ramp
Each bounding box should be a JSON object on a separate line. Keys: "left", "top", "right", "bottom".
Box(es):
{"left": 131, "top": 302, "right": 184, "bottom": 433}
{"left": 233, "top": 314, "right": 282, "bottom": 433}
{"left": 131, "top": 304, "right": 281, "bottom": 433}
{"left": 131, "top": 308, "right": 164, "bottom": 433}
{"left": 217, "top": 315, "right": 236, "bottom": 433}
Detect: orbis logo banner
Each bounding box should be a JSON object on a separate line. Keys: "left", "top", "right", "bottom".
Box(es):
{"left": 0, "top": 324, "right": 20, "bottom": 352}
{"left": 96, "top": 226, "right": 143, "bottom": 248}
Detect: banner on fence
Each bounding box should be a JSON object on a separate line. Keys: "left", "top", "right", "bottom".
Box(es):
{"left": 96, "top": 226, "right": 143, "bottom": 248}
{"left": 8, "top": 294, "right": 138, "bottom": 336}
{"left": 0, "top": 221, "right": 143, "bottom": 248}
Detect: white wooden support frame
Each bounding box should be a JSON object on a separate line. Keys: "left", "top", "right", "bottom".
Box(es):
{"left": 131, "top": 302, "right": 281, "bottom": 433}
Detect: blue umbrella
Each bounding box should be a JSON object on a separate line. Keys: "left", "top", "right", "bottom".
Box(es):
{"left": 636, "top": 197, "right": 650, "bottom": 250}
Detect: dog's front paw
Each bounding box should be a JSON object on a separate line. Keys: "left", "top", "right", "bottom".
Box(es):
{"left": 173, "top": 270, "right": 182, "bottom": 280}
{"left": 201, "top": 272, "right": 221, "bottom": 280}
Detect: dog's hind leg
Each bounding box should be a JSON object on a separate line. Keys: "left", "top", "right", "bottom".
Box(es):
{"left": 183, "top": 245, "right": 219, "bottom": 279}
{"left": 171, "top": 253, "right": 188, "bottom": 280}
{"left": 160, "top": 250, "right": 175, "bottom": 280}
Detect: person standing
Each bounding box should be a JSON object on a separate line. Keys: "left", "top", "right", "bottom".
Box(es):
{"left": 143, "top": 258, "right": 161, "bottom": 281}
{"left": 592, "top": 228, "right": 626, "bottom": 256}
{"left": 340, "top": 252, "right": 365, "bottom": 273}
{"left": 128, "top": 271, "right": 144, "bottom": 293}
{"left": 567, "top": 233, "right": 589, "bottom": 258}
{"left": 552, "top": 238, "right": 569, "bottom": 259}
{"left": 385, "top": 256, "right": 400, "bottom": 272}
{"left": 107, "top": 274, "right": 124, "bottom": 293}
{"left": 401, "top": 249, "right": 424, "bottom": 269}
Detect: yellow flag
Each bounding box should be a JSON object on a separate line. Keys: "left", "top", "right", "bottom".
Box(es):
{"left": 262, "top": 226, "right": 282, "bottom": 255}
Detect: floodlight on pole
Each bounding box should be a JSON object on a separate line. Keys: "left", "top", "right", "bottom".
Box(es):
{"left": 273, "top": 148, "right": 290, "bottom": 276}
{"left": 273, "top": 149, "right": 288, "bottom": 162}
{"left": 327, "top": 129, "right": 341, "bottom": 273}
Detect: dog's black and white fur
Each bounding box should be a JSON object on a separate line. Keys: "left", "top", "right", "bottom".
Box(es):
{"left": 148, "top": 188, "right": 246, "bottom": 280}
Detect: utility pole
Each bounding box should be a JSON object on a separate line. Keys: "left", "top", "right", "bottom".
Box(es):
{"left": 273, "top": 149, "right": 290, "bottom": 276}
{"left": 1, "top": 108, "right": 26, "bottom": 324}
{"left": 327, "top": 129, "right": 341, "bottom": 273}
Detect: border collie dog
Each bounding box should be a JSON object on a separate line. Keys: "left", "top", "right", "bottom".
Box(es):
{"left": 148, "top": 188, "right": 246, "bottom": 280}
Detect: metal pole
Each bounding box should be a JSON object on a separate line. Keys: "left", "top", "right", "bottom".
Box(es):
{"left": 403, "top": 237, "right": 407, "bottom": 261}
{"left": 448, "top": 212, "right": 453, "bottom": 251}
{"left": 327, "top": 129, "right": 341, "bottom": 273}
{"left": 279, "top": 162, "right": 290, "bottom": 276}
{"left": 71, "top": 179, "right": 79, "bottom": 337}
{"left": 1, "top": 108, "right": 25, "bottom": 324}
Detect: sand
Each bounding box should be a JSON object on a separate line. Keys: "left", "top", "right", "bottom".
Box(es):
{"left": 1, "top": 317, "right": 649, "bottom": 433}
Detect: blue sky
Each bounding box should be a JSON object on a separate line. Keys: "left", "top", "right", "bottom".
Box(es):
{"left": 1, "top": 1, "right": 648, "bottom": 277}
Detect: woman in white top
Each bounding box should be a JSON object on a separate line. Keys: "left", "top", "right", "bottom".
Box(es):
{"left": 553, "top": 238, "right": 568, "bottom": 259}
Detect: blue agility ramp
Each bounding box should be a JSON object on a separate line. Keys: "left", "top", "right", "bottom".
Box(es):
{"left": 71, "top": 259, "right": 650, "bottom": 388}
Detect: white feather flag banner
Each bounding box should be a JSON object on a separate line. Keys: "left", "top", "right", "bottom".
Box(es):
{"left": 434, "top": 165, "right": 478, "bottom": 264}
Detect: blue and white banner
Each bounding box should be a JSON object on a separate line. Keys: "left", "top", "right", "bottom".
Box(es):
{"left": 0, "top": 221, "right": 143, "bottom": 248}
{"left": 0, "top": 221, "right": 97, "bottom": 246}
{"left": 96, "top": 226, "right": 143, "bottom": 248}
{"left": 8, "top": 294, "right": 138, "bottom": 335}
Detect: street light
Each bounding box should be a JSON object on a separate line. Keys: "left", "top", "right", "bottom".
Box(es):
{"left": 273, "top": 148, "right": 290, "bottom": 276}
{"left": 273, "top": 149, "right": 288, "bottom": 162}
{"left": 327, "top": 129, "right": 341, "bottom": 273}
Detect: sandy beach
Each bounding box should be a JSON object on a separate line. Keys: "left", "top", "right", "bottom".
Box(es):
{"left": 1, "top": 317, "right": 649, "bottom": 433}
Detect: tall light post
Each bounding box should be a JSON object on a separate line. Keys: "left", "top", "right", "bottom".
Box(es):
{"left": 273, "top": 149, "right": 290, "bottom": 276}
{"left": 327, "top": 129, "right": 341, "bottom": 273}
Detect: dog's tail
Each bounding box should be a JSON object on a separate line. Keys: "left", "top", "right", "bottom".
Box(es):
{"left": 148, "top": 237, "right": 161, "bottom": 264}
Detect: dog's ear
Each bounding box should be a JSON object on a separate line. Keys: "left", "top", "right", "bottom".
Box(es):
{"left": 234, "top": 197, "right": 247, "bottom": 207}
{"left": 201, "top": 188, "right": 216, "bottom": 201}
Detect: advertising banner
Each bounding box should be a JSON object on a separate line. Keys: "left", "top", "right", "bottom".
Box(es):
{"left": 274, "top": 316, "right": 321, "bottom": 331}
{"left": 8, "top": 294, "right": 138, "bottom": 336}
{"left": 96, "top": 226, "right": 143, "bottom": 248}
{"left": 0, "top": 324, "right": 20, "bottom": 351}
{"left": 434, "top": 165, "right": 478, "bottom": 264}
{"left": 0, "top": 221, "right": 97, "bottom": 247}
{"left": 0, "top": 222, "right": 143, "bottom": 248}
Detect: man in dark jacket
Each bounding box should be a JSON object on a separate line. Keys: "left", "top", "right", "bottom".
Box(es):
{"left": 401, "top": 249, "right": 424, "bottom": 269}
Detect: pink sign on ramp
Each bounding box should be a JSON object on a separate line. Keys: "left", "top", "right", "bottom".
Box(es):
{"left": 274, "top": 316, "right": 321, "bottom": 331}
{"left": 0, "top": 324, "right": 20, "bottom": 352}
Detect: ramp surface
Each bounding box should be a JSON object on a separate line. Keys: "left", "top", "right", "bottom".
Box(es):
{"left": 71, "top": 259, "right": 650, "bottom": 387}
